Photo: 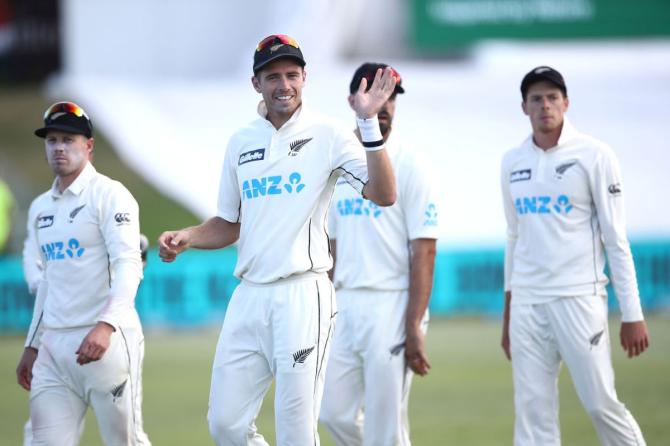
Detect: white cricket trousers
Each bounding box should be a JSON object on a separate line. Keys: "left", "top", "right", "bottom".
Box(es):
{"left": 320, "top": 289, "right": 427, "bottom": 446}
{"left": 510, "top": 294, "right": 645, "bottom": 446}
{"left": 208, "top": 272, "right": 336, "bottom": 446}
{"left": 30, "top": 327, "right": 150, "bottom": 446}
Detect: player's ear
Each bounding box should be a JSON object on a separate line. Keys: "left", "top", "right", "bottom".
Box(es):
{"left": 563, "top": 95, "right": 570, "bottom": 111}
{"left": 521, "top": 100, "right": 529, "bottom": 116}
{"left": 251, "top": 75, "right": 261, "bottom": 93}
{"left": 86, "top": 137, "right": 94, "bottom": 155}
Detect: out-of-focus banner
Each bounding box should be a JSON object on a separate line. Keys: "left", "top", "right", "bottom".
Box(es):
{"left": 0, "top": 0, "right": 60, "bottom": 83}
{"left": 412, "top": 0, "right": 670, "bottom": 50}
{"left": 1, "top": 240, "right": 669, "bottom": 333}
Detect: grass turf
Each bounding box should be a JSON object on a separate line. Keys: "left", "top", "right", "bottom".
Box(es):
{"left": 1, "top": 316, "right": 668, "bottom": 445}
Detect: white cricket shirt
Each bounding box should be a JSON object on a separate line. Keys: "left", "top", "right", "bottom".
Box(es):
{"left": 25, "top": 162, "right": 143, "bottom": 348}
{"left": 22, "top": 202, "right": 45, "bottom": 294}
{"left": 217, "top": 105, "right": 370, "bottom": 284}
{"left": 501, "top": 118, "right": 643, "bottom": 321}
{"left": 329, "top": 132, "right": 439, "bottom": 291}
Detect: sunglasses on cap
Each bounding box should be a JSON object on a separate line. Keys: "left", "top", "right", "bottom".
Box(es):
{"left": 256, "top": 34, "right": 300, "bottom": 52}
{"left": 43, "top": 102, "right": 90, "bottom": 122}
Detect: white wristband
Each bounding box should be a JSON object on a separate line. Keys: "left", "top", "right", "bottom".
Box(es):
{"left": 356, "top": 116, "right": 384, "bottom": 151}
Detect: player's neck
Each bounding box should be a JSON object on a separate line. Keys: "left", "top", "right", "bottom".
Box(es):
{"left": 267, "top": 104, "right": 301, "bottom": 130}
{"left": 532, "top": 124, "right": 563, "bottom": 150}
{"left": 56, "top": 165, "right": 86, "bottom": 193}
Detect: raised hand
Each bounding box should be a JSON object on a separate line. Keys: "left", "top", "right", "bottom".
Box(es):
{"left": 352, "top": 67, "right": 398, "bottom": 119}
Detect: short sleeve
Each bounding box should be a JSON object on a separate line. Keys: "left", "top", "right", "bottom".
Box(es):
{"left": 331, "top": 128, "right": 368, "bottom": 196}
{"left": 500, "top": 152, "right": 519, "bottom": 292}
{"left": 400, "top": 154, "right": 440, "bottom": 241}
{"left": 22, "top": 198, "right": 45, "bottom": 294}
{"left": 217, "top": 138, "right": 242, "bottom": 223}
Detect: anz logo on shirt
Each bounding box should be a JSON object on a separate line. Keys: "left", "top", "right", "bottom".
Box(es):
{"left": 241, "top": 172, "right": 305, "bottom": 200}
{"left": 41, "top": 238, "right": 86, "bottom": 261}
{"left": 336, "top": 198, "right": 381, "bottom": 218}
{"left": 515, "top": 195, "right": 573, "bottom": 215}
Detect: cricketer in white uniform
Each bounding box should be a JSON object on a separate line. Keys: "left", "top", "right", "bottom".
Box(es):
{"left": 15, "top": 102, "right": 151, "bottom": 446}
{"left": 320, "top": 63, "right": 439, "bottom": 446}
{"left": 158, "top": 34, "right": 398, "bottom": 446}
{"left": 20, "top": 228, "right": 150, "bottom": 446}
{"left": 500, "top": 67, "right": 649, "bottom": 446}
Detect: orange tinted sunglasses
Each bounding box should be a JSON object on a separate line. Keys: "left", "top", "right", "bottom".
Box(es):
{"left": 256, "top": 34, "right": 299, "bottom": 52}
{"left": 43, "top": 102, "right": 90, "bottom": 121}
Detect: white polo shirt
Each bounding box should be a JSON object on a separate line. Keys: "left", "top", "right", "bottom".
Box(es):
{"left": 217, "top": 105, "right": 369, "bottom": 284}
{"left": 501, "top": 118, "right": 643, "bottom": 322}
{"left": 25, "top": 162, "right": 143, "bottom": 348}
{"left": 328, "top": 132, "right": 439, "bottom": 291}
{"left": 23, "top": 202, "right": 45, "bottom": 295}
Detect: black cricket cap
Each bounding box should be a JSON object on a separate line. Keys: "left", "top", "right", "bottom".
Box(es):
{"left": 349, "top": 62, "right": 405, "bottom": 95}
{"left": 35, "top": 101, "right": 94, "bottom": 138}
{"left": 520, "top": 66, "right": 567, "bottom": 100}
{"left": 253, "top": 34, "right": 306, "bottom": 74}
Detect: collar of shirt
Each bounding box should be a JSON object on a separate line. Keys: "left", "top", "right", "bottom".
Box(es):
{"left": 50, "top": 162, "right": 97, "bottom": 199}
{"left": 525, "top": 116, "right": 580, "bottom": 154}
{"left": 257, "top": 104, "right": 306, "bottom": 132}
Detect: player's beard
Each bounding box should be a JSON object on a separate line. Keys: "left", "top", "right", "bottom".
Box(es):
{"left": 378, "top": 112, "right": 392, "bottom": 139}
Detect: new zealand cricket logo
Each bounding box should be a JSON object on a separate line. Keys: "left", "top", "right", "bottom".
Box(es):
{"left": 589, "top": 329, "right": 605, "bottom": 350}
{"left": 554, "top": 160, "right": 577, "bottom": 179}
{"left": 69, "top": 204, "right": 86, "bottom": 223}
{"left": 292, "top": 346, "right": 315, "bottom": 367}
{"left": 110, "top": 379, "right": 128, "bottom": 402}
{"left": 288, "top": 138, "right": 313, "bottom": 156}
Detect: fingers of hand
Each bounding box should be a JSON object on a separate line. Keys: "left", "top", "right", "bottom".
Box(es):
{"left": 158, "top": 248, "right": 176, "bottom": 262}
{"left": 170, "top": 232, "right": 184, "bottom": 247}
{"left": 408, "top": 354, "right": 430, "bottom": 376}
{"left": 76, "top": 340, "right": 105, "bottom": 365}
{"left": 158, "top": 232, "right": 174, "bottom": 249}
{"left": 18, "top": 375, "right": 30, "bottom": 391}
{"left": 357, "top": 77, "right": 368, "bottom": 95}
{"left": 382, "top": 67, "right": 396, "bottom": 92}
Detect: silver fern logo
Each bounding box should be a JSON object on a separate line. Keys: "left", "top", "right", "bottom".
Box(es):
{"left": 110, "top": 379, "right": 128, "bottom": 402}
{"left": 590, "top": 329, "right": 605, "bottom": 349}
{"left": 292, "top": 346, "right": 315, "bottom": 367}
{"left": 288, "top": 138, "right": 313, "bottom": 156}
{"left": 389, "top": 341, "right": 405, "bottom": 357}
{"left": 69, "top": 204, "right": 86, "bottom": 222}
{"left": 554, "top": 160, "right": 577, "bottom": 179}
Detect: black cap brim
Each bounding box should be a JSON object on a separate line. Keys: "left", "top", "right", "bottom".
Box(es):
{"left": 35, "top": 124, "right": 91, "bottom": 138}
{"left": 254, "top": 54, "right": 305, "bottom": 73}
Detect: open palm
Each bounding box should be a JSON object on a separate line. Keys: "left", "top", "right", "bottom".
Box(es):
{"left": 352, "top": 67, "right": 398, "bottom": 119}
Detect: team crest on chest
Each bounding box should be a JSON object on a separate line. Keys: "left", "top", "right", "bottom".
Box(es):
{"left": 69, "top": 204, "right": 86, "bottom": 222}
{"left": 288, "top": 138, "right": 313, "bottom": 156}
{"left": 554, "top": 160, "right": 578, "bottom": 179}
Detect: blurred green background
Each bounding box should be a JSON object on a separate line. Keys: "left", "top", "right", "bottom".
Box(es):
{"left": 0, "top": 86, "right": 200, "bottom": 251}
{"left": 1, "top": 317, "right": 668, "bottom": 445}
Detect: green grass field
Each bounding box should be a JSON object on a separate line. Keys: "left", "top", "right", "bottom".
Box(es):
{"left": 1, "top": 316, "right": 668, "bottom": 445}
